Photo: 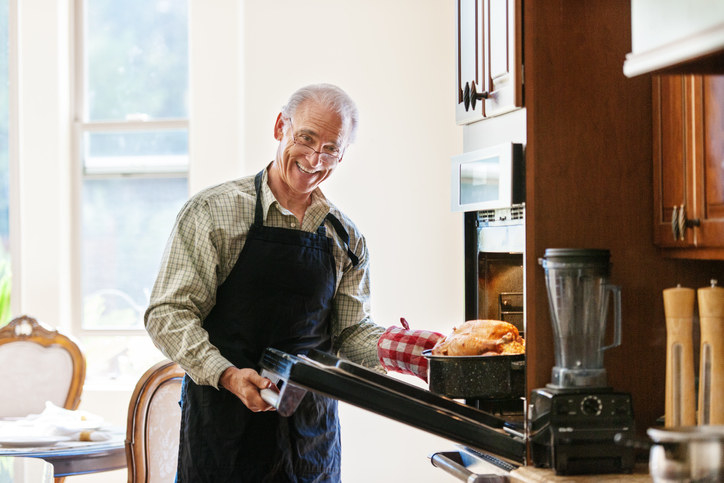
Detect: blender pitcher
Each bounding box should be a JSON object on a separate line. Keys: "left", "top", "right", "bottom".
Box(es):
{"left": 539, "top": 248, "right": 622, "bottom": 388}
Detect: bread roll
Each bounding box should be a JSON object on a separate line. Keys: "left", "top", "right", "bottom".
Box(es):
{"left": 431, "top": 319, "right": 525, "bottom": 356}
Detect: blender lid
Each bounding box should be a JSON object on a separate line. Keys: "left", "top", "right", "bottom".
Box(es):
{"left": 541, "top": 248, "right": 610, "bottom": 263}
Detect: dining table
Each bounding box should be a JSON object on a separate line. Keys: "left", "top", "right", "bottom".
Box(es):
{"left": 0, "top": 403, "right": 127, "bottom": 479}
{"left": 0, "top": 438, "right": 126, "bottom": 478}
{"left": 0, "top": 456, "right": 54, "bottom": 482}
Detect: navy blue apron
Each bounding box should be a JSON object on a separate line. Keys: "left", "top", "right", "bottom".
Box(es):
{"left": 176, "top": 170, "right": 355, "bottom": 482}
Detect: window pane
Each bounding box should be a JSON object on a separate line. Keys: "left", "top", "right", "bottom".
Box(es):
{"left": 84, "top": 130, "right": 188, "bottom": 174}
{"left": 84, "top": 0, "right": 189, "bottom": 121}
{"left": 0, "top": 0, "right": 11, "bottom": 327}
{"left": 81, "top": 334, "right": 166, "bottom": 383}
{"left": 82, "top": 177, "right": 187, "bottom": 330}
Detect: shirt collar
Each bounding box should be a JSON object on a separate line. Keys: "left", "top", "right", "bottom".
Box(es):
{"left": 259, "top": 166, "right": 330, "bottom": 223}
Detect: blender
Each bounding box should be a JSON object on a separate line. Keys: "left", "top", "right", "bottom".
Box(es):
{"left": 528, "top": 249, "right": 636, "bottom": 475}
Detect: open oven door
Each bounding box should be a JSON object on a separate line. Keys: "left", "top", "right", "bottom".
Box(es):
{"left": 258, "top": 348, "right": 526, "bottom": 465}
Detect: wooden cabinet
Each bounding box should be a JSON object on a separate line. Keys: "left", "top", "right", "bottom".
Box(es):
{"left": 624, "top": 0, "right": 724, "bottom": 77}
{"left": 455, "top": 0, "right": 522, "bottom": 125}
{"left": 653, "top": 75, "right": 724, "bottom": 259}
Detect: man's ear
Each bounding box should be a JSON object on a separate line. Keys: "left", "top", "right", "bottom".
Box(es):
{"left": 274, "top": 113, "right": 286, "bottom": 141}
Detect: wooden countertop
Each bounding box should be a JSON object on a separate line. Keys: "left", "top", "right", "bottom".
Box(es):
{"left": 511, "top": 463, "right": 652, "bottom": 482}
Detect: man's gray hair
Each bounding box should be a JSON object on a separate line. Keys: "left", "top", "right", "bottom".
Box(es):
{"left": 281, "top": 83, "right": 359, "bottom": 144}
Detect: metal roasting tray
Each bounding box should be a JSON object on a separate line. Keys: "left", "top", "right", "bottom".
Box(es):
{"left": 259, "top": 348, "right": 526, "bottom": 463}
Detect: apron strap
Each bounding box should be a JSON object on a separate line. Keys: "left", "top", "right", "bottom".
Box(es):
{"left": 253, "top": 170, "right": 265, "bottom": 226}
{"left": 325, "top": 213, "right": 359, "bottom": 267}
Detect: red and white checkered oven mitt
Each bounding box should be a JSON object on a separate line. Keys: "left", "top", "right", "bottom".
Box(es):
{"left": 377, "top": 318, "right": 444, "bottom": 382}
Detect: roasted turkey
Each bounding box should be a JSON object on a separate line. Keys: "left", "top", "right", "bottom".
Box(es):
{"left": 430, "top": 319, "right": 525, "bottom": 356}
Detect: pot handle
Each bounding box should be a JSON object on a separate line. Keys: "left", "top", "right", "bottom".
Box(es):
{"left": 429, "top": 452, "right": 508, "bottom": 482}
{"left": 601, "top": 284, "right": 622, "bottom": 352}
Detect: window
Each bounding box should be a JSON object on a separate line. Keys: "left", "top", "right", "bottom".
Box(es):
{"left": 0, "top": 0, "right": 10, "bottom": 327}
{"left": 75, "top": 0, "right": 189, "bottom": 381}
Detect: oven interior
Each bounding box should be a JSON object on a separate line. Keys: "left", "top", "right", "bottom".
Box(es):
{"left": 477, "top": 252, "right": 524, "bottom": 336}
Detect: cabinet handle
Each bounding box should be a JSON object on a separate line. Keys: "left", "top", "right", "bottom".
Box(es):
{"left": 463, "top": 81, "right": 489, "bottom": 112}
{"left": 671, "top": 205, "right": 680, "bottom": 241}
{"left": 470, "top": 81, "right": 489, "bottom": 110}
{"left": 671, "top": 204, "right": 701, "bottom": 241}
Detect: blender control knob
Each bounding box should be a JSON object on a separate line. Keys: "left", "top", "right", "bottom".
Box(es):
{"left": 581, "top": 395, "right": 603, "bottom": 416}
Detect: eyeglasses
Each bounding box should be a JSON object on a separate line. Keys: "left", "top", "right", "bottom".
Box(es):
{"left": 288, "top": 119, "right": 344, "bottom": 167}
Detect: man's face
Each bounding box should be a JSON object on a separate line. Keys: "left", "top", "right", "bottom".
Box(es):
{"left": 274, "top": 101, "right": 348, "bottom": 197}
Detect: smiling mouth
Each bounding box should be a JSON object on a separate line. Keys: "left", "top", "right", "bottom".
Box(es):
{"left": 296, "top": 162, "right": 319, "bottom": 175}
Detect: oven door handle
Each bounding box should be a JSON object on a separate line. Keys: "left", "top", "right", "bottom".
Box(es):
{"left": 429, "top": 452, "right": 509, "bottom": 482}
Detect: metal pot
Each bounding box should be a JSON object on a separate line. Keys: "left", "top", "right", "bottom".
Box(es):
{"left": 647, "top": 426, "right": 724, "bottom": 482}
{"left": 423, "top": 349, "right": 525, "bottom": 399}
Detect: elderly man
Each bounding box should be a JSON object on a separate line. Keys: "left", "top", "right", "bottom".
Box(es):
{"left": 145, "top": 83, "right": 441, "bottom": 482}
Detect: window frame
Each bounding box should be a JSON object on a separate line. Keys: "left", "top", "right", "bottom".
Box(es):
{"left": 7, "top": 0, "right": 21, "bottom": 319}
{"left": 70, "top": 0, "right": 190, "bottom": 337}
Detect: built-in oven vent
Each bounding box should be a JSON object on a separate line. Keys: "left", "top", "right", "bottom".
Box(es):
{"left": 477, "top": 204, "right": 525, "bottom": 227}
{"left": 478, "top": 210, "right": 497, "bottom": 224}
{"left": 510, "top": 204, "right": 525, "bottom": 221}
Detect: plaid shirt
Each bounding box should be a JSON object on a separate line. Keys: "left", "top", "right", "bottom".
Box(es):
{"left": 144, "top": 168, "right": 384, "bottom": 388}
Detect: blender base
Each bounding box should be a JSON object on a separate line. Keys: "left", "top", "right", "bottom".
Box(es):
{"left": 528, "top": 386, "right": 636, "bottom": 475}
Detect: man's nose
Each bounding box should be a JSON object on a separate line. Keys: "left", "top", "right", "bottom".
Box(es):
{"left": 307, "top": 151, "right": 324, "bottom": 167}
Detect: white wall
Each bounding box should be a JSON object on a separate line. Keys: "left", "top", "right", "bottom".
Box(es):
{"left": 15, "top": 1, "right": 465, "bottom": 481}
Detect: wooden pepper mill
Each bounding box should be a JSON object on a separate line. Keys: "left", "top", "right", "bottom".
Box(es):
{"left": 698, "top": 279, "right": 724, "bottom": 425}
{"left": 663, "top": 285, "right": 696, "bottom": 427}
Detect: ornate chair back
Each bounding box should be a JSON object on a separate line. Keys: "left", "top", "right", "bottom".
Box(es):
{"left": 0, "top": 315, "right": 85, "bottom": 417}
{"left": 125, "top": 360, "right": 184, "bottom": 483}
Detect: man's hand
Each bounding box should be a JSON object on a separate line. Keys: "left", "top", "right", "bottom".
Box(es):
{"left": 219, "top": 367, "right": 278, "bottom": 412}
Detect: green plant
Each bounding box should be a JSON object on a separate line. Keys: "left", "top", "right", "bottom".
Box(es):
{"left": 0, "top": 257, "right": 10, "bottom": 327}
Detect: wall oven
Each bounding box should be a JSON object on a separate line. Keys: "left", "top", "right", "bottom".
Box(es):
{"left": 464, "top": 205, "right": 525, "bottom": 333}
{"left": 454, "top": 142, "right": 525, "bottom": 331}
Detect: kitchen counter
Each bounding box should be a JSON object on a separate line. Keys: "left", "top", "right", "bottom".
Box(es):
{"left": 511, "top": 463, "right": 652, "bottom": 482}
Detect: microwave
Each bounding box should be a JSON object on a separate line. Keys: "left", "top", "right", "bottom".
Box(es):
{"left": 450, "top": 143, "right": 524, "bottom": 212}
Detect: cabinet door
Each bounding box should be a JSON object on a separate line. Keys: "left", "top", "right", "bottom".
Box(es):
{"left": 695, "top": 75, "right": 724, "bottom": 247}
{"left": 484, "top": 0, "right": 523, "bottom": 117}
{"left": 653, "top": 75, "right": 724, "bottom": 256}
{"left": 456, "top": 0, "right": 485, "bottom": 124}
{"left": 653, "top": 75, "right": 693, "bottom": 247}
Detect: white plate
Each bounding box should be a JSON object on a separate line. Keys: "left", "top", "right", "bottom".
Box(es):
{"left": 0, "top": 436, "right": 72, "bottom": 448}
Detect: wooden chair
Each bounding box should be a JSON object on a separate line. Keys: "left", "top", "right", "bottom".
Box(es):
{"left": 125, "top": 360, "right": 184, "bottom": 483}
{"left": 0, "top": 315, "right": 86, "bottom": 417}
